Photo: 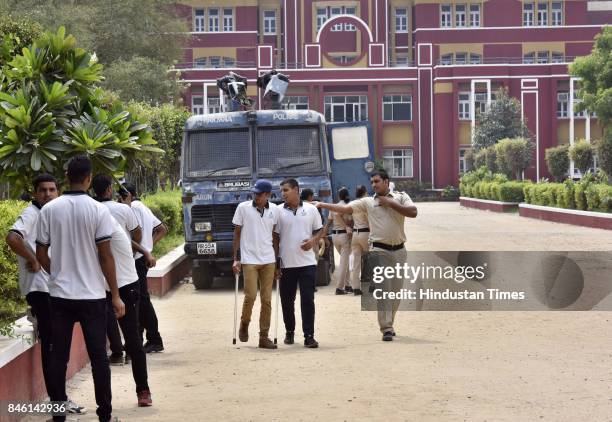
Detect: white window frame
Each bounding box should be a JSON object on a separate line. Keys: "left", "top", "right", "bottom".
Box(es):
{"left": 474, "top": 92, "right": 488, "bottom": 114}
{"left": 383, "top": 149, "right": 413, "bottom": 178}
{"left": 324, "top": 95, "right": 368, "bottom": 123}
{"left": 317, "top": 8, "right": 328, "bottom": 32}
{"left": 455, "top": 4, "right": 466, "bottom": 27}
{"left": 223, "top": 8, "right": 234, "bottom": 32}
{"left": 281, "top": 96, "right": 309, "bottom": 110}
{"left": 557, "top": 92, "right": 568, "bottom": 118}
{"left": 192, "top": 95, "right": 205, "bottom": 115}
{"left": 393, "top": 55, "right": 409, "bottom": 67}
{"left": 263, "top": 10, "right": 277, "bottom": 35}
{"left": 551, "top": 2, "right": 563, "bottom": 26}
{"left": 330, "top": 6, "right": 343, "bottom": 31}
{"left": 344, "top": 6, "right": 357, "bottom": 31}
{"left": 208, "top": 97, "right": 221, "bottom": 114}
{"left": 469, "top": 4, "right": 480, "bottom": 27}
{"left": 194, "top": 57, "right": 207, "bottom": 68}
{"left": 440, "top": 53, "right": 453, "bottom": 65}
{"left": 209, "top": 56, "right": 221, "bottom": 68}
{"left": 551, "top": 52, "right": 564, "bottom": 63}
{"left": 222, "top": 57, "right": 235, "bottom": 67}
{"left": 441, "top": 4, "right": 452, "bottom": 28}
{"left": 523, "top": 3, "right": 534, "bottom": 26}
{"left": 194, "top": 8, "right": 205, "bottom": 32}
{"left": 395, "top": 8, "right": 408, "bottom": 33}
{"left": 455, "top": 52, "right": 467, "bottom": 65}
{"left": 469, "top": 53, "right": 482, "bottom": 64}
{"left": 208, "top": 8, "right": 219, "bottom": 32}
{"left": 459, "top": 148, "right": 469, "bottom": 173}
{"left": 523, "top": 52, "right": 535, "bottom": 64}
{"left": 537, "top": 2, "right": 548, "bottom": 26}
{"left": 458, "top": 92, "right": 471, "bottom": 120}
{"left": 573, "top": 91, "right": 586, "bottom": 118}
{"left": 537, "top": 51, "right": 549, "bottom": 64}
{"left": 382, "top": 95, "right": 412, "bottom": 121}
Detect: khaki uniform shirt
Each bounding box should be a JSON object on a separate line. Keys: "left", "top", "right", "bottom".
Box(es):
{"left": 349, "top": 198, "right": 369, "bottom": 229}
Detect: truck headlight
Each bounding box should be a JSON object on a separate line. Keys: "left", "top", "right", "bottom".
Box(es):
{"left": 195, "top": 222, "right": 212, "bottom": 232}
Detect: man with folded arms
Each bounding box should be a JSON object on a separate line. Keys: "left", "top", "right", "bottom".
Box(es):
{"left": 315, "top": 170, "right": 417, "bottom": 342}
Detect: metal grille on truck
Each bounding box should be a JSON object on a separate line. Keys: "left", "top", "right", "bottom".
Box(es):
{"left": 191, "top": 204, "right": 238, "bottom": 233}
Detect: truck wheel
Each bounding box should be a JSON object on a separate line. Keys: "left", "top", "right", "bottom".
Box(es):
{"left": 192, "top": 264, "right": 214, "bottom": 289}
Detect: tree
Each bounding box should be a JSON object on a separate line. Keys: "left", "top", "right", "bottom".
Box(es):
{"left": 472, "top": 88, "right": 533, "bottom": 150}
{"left": 0, "top": 27, "right": 163, "bottom": 195}
{"left": 595, "top": 132, "right": 612, "bottom": 183}
{"left": 570, "top": 26, "right": 612, "bottom": 129}
{"left": 494, "top": 138, "right": 532, "bottom": 180}
{"left": 545, "top": 145, "right": 570, "bottom": 182}
{"left": 569, "top": 140, "right": 594, "bottom": 174}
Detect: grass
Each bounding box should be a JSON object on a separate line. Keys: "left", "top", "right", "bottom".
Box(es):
{"left": 152, "top": 233, "right": 184, "bottom": 258}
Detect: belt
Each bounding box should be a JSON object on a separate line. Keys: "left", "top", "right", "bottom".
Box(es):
{"left": 355, "top": 228, "right": 370, "bottom": 233}
{"left": 332, "top": 229, "right": 347, "bottom": 234}
{"left": 372, "top": 242, "right": 404, "bottom": 251}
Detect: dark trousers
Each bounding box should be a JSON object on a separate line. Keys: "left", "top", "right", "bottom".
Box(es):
{"left": 280, "top": 265, "right": 317, "bottom": 337}
{"left": 26, "top": 291, "right": 52, "bottom": 396}
{"left": 135, "top": 257, "right": 163, "bottom": 344}
{"left": 106, "top": 302, "right": 123, "bottom": 355}
{"left": 107, "top": 282, "right": 149, "bottom": 393}
{"left": 48, "top": 297, "right": 111, "bottom": 422}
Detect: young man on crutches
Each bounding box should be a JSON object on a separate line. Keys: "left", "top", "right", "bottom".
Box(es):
{"left": 231, "top": 180, "right": 280, "bottom": 349}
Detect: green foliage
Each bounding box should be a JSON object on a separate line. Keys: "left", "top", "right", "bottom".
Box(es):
{"left": 494, "top": 137, "right": 533, "bottom": 180}
{"left": 0, "top": 15, "right": 43, "bottom": 66}
{"left": 570, "top": 26, "right": 612, "bottom": 129}
{"left": 459, "top": 167, "right": 527, "bottom": 202}
{"left": 441, "top": 185, "right": 459, "bottom": 200}
{"left": 560, "top": 179, "right": 576, "bottom": 209}
{"left": 0, "top": 200, "right": 28, "bottom": 336}
{"left": 464, "top": 149, "right": 475, "bottom": 173}
{"left": 545, "top": 145, "right": 570, "bottom": 182}
{"left": 595, "top": 131, "right": 612, "bottom": 182}
{"left": 574, "top": 172, "right": 595, "bottom": 211}
{"left": 141, "top": 189, "right": 183, "bottom": 237}
{"left": 585, "top": 184, "right": 612, "bottom": 212}
{"left": 568, "top": 140, "right": 594, "bottom": 174}
{"left": 472, "top": 88, "right": 533, "bottom": 150}
{"left": 498, "top": 181, "right": 527, "bottom": 203}
{"left": 524, "top": 178, "right": 610, "bottom": 213}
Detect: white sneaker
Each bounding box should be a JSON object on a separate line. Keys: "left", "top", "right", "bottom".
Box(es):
{"left": 66, "top": 399, "right": 87, "bottom": 414}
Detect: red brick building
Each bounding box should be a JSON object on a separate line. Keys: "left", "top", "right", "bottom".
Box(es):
{"left": 173, "top": 0, "right": 611, "bottom": 187}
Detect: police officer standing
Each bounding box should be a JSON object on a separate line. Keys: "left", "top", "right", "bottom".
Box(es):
{"left": 348, "top": 185, "right": 369, "bottom": 296}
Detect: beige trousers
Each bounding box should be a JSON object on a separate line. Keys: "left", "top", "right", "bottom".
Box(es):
{"left": 372, "top": 247, "right": 407, "bottom": 333}
{"left": 241, "top": 263, "right": 276, "bottom": 337}
{"left": 349, "top": 232, "right": 369, "bottom": 289}
{"left": 332, "top": 233, "right": 351, "bottom": 289}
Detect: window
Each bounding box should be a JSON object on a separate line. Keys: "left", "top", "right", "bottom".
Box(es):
{"left": 523, "top": 52, "right": 535, "bottom": 64}
{"left": 551, "top": 52, "right": 564, "bottom": 63}
{"left": 194, "top": 57, "right": 207, "bottom": 68}
{"left": 459, "top": 149, "right": 469, "bottom": 173}
{"left": 344, "top": 6, "right": 357, "bottom": 31}
{"left": 469, "top": 53, "right": 482, "bottom": 64}
{"left": 455, "top": 52, "right": 467, "bottom": 65}
{"left": 223, "top": 8, "right": 233, "bottom": 31}
{"left": 331, "top": 126, "right": 370, "bottom": 160}
{"left": 440, "top": 53, "right": 453, "bottom": 65}
{"left": 557, "top": 92, "right": 568, "bottom": 118}
{"left": 192, "top": 96, "right": 204, "bottom": 115}
{"left": 263, "top": 10, "right": 277, "bottom": 34}
{"left": 338, "top": 55, "right": 357, "bottom": 64}
{"left": 551, "top": 2, "right": 562, "bottom": 26}
{"left": 396, "top": 8, "right": 408, "bottom": 33}
{"left": 393, "top": 55, "right": 409, "bottom": 67}
{"left": 223, "top": 57, "right": 235, "bottom": 67}
{"left": 538, "top": 2, "right": 548, "bottom": 26}
{"left": 469, "top": 4, "right": 480, "bottom": 27}
{"left": 383, "top": 95, "right": 412, "bottom": 121}
{"left": 317, "top": 8, "right": 328, "bottom": 31}
{"left": 209, "top": 56, "right": 221, "bottom": 68}
{"left": 331, "top": 7, "right": 343, "bottom": 31}
{"left": 209, "top": 8, "right": 219, "bottom": 32}
{"left": 474, "top": 92, "right": 488, "bottom": 114}
{"left": 194, "top": 8, "right": 205, "bottom": 32}
{"left": 573, "top": 91, "right": 585, "bottom": 117}
{"left": 281, "top": 96, "right": 309, "bottom": 110}
{"left": 383, "top": 149, "right": 413, "bottom": 178}
{"left": 208, "top": 97, "right": 221, "bottom": 114}
{"left": 441, "top": 4, "right": 452, "bottom": 27}
{"left": 458, "top": 93, "right": 471, "bottom": 120}
{"left": 537, "top": 51, "right": 549, "bottom": 64}
{"left": 324, "top": 95, "right": 368, "bottom": 122}
{"left": 455, "top": 4, "right": 466, "bottom": 27}
{"left": 523, "top": 3, "right": 534, "bottom": 26}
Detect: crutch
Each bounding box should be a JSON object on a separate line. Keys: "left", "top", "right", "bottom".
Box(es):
{"left": 232, "top": 272, "right": 239, "bottom": 345}
{"left": 274, "top": 271, "right": 280, "bottom": 345}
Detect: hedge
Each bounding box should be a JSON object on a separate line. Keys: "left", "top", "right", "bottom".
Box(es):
{"left": 460, "top": 167, "right": 529, "bottom": 202}
{"left": 0, "top": 200, "right": 29, "bottom": 337}
{"left": 523, "top": 180, "right": 612, "bottom": 213}
{"left": 141, "top": 189, "right": 183, "bottom": 236}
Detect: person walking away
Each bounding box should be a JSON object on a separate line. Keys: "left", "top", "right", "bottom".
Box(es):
{"left": 348, "top": 185, "right": 369, "bottom": 296}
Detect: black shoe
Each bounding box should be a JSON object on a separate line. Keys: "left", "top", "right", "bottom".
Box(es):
{"left": 345, "top": 286, "right": 353, "bottom": 293}
{"left": 335, "top": 288, "right": 347, "bottom": 295}
{"left": 304, "top": 336, "right": 319, "bottom": 348}
{"left": 143, "top": 342, "right": 164, "bottom": 353}
{"left": 284, "top": 332, "right": 294, "bottom": 345}
{"left": 353, "top": 289, "right": 363, "bottom": 295}
{"left": 109, "top": 353, "right": 124, "bottom": 365}
{"left": 382, "top": 331, "right": 394, "bottom": 341}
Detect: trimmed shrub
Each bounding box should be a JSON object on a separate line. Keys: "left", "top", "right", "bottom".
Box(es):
{"left": 499, "top": 181, "right": 528, "bottom": 203}
{"left": 141, "top": 189, "right": 183, "bottom": 236}
{"left": 595, "top": 132, "right": 612, "bottom": 183}
{"left": 574, "top": 172, "right": 595, "bottom": 211}
{"left": 495, "top": 137, "right": 533, "bottom": 180}
{"left": 569, "top": 140, "right": 594, "bottom": 174}
{"left": 545, "top": 145, "right": 570, "bottom": 182}
{"left": 586, "top": 184, "right": 612, "bottom": 213}
{"left": 560, "top": 179, "right": 576, "bottom": 209}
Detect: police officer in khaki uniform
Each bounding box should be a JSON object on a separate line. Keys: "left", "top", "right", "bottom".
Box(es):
{"left": 330, "top": 187, "right": 352, "bottom": 295}
{"left": 348, "top": 185, "right": 369, "bottom": 296}
{"left": 315, "top": 170, "right": 417, "bottom": 341}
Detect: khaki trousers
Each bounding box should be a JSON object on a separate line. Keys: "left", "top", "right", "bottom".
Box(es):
{"left": 241, "top": 263, "right": 276, "bottom": 337}
{"left": 349, "top": 232, "right": 369, "bottom": 289}
{"left": 372, "top": 247, "right": 407, "bottom": 333}
{"left": 332, "top": 233, "right": 351, "bottom": 289}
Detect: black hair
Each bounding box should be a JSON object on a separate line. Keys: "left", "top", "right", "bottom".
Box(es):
{"left": 120, "top": 182, "right": 137, "bottom": 198}
{"left": 355, "top": 185, "right": 367, "bottom": 198}
{"left": 338, "top": 187, "right": 350, "bottom": 204}
{"left": 67, "top": 155, "right": 92, "bottom": 184}
{"left": 280, "top": 178, "right": 299, "bottom": 190}
{"left": 371, "top": 169, "right": 390, "bottom": 181}
{"left": 33, "top": 173, "right": 58, "bottom": 192}
{"left": 300, "top": 188, "right": 314, "bottom": 201}
{"left": 92, "top": 174, "right": 113, "bottom": 198}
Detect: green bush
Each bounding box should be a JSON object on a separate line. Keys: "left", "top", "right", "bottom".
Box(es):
{"left": 595, "top": 132, "right": 612, "bottom": 183}
{"left": 569, "top": 140, "right": 594, "bottom": 174}
{"left": 523, "top": 184, "right": 534, "bottom": 204}
{"left": 560, "top": 179, "right": 576, "bottom": 209}
{"left": 585, "top": 184, "right": 612, "bottom": 213}
{"left": 495, "top": 137, "right": 533, "bottom": 180}
{"left": 499, "top": 181, "right": 528, "bottom": 202}
{"left": 0, "top": 200, "right": 29, "bottom": 336}
{"left": 574, "top": 172, "right": 595, "bottom": 211}
{"left": 141, "top": 189, "right": 183, "bottom": 236}
{"left": 545, "top": 145, "right": 570, "bottom": 182}
{"left": 441, "top": 185, "right": 459, "bottom": 201}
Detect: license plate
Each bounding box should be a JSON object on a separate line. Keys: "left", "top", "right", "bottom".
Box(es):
{"left": 197, "top": 242, "right": 217, "bottom": 255}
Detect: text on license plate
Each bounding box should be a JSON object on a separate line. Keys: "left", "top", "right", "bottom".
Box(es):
{"left": 197, "top": 242, "right": 217, "bottom": 255}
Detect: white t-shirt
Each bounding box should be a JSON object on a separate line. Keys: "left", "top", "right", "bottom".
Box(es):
{"left": 131, "top": 200, "right": 162, "bottom": 259}
{"left": 10, "top": 203, "right": 50, "bottom": 295}
{"left": 106, "top": 217, "right": 139, "bottom": 289}
{"left": 232, "top": 200, "right": 278, "bottom": 265}
{"left": 36, "top": 192, "right": 114, "bottom": 300}
{"left": 100, "top": 199, "right": 139, "bottom": 237}
{"left": 275, "top": 201, "right": 323, "bottom": 269}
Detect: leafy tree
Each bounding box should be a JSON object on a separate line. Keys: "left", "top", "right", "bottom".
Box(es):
{"left": 570, "top": 26, "right": 612, "bottom": 129}
{"left": 595, "top": 131, "right": 612, "bottom": 183}
{"left": 569, "top": 139, "right": 594, "bottom": 174}
{"left": 545, "top": 145, "right": 570, "bottom": 182}
{"left": 494, "top": 138, "right": 532, "bottom": 180}
{"left": 472, "top": 88, "right": 533, "bottom": 150}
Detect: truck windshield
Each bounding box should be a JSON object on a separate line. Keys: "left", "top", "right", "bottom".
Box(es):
{"left": 185, "top": 129, "right": 251, "bottom": 178}
{"left": 256, "top": 126, "right": 323, "bottom": 176}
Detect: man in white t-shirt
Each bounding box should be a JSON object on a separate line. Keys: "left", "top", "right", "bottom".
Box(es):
{"left": 6, "top": 174, "right": 86, "bottom": 416}
{"left": 232, "top": 179, "right": 279, "bottom": 349}
{"left": 92, "top": 174, "right": 153, "bottom": 407}
{"left": 275, "top": 178, "right": 325, "bottom": 348}
{"left": 120, "top": 182, "right": 167, "bottom": 353}
{"left": 36, "top": 156, "right": 125, "bottom": 422}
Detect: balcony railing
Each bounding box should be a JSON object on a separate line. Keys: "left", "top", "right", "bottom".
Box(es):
{"left": 436, "top": 55, "right": 577, "bottom": 66}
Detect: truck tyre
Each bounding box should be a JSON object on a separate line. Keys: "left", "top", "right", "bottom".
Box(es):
{"left": 192, "top": 264, "right": 214, "bottom": 289}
